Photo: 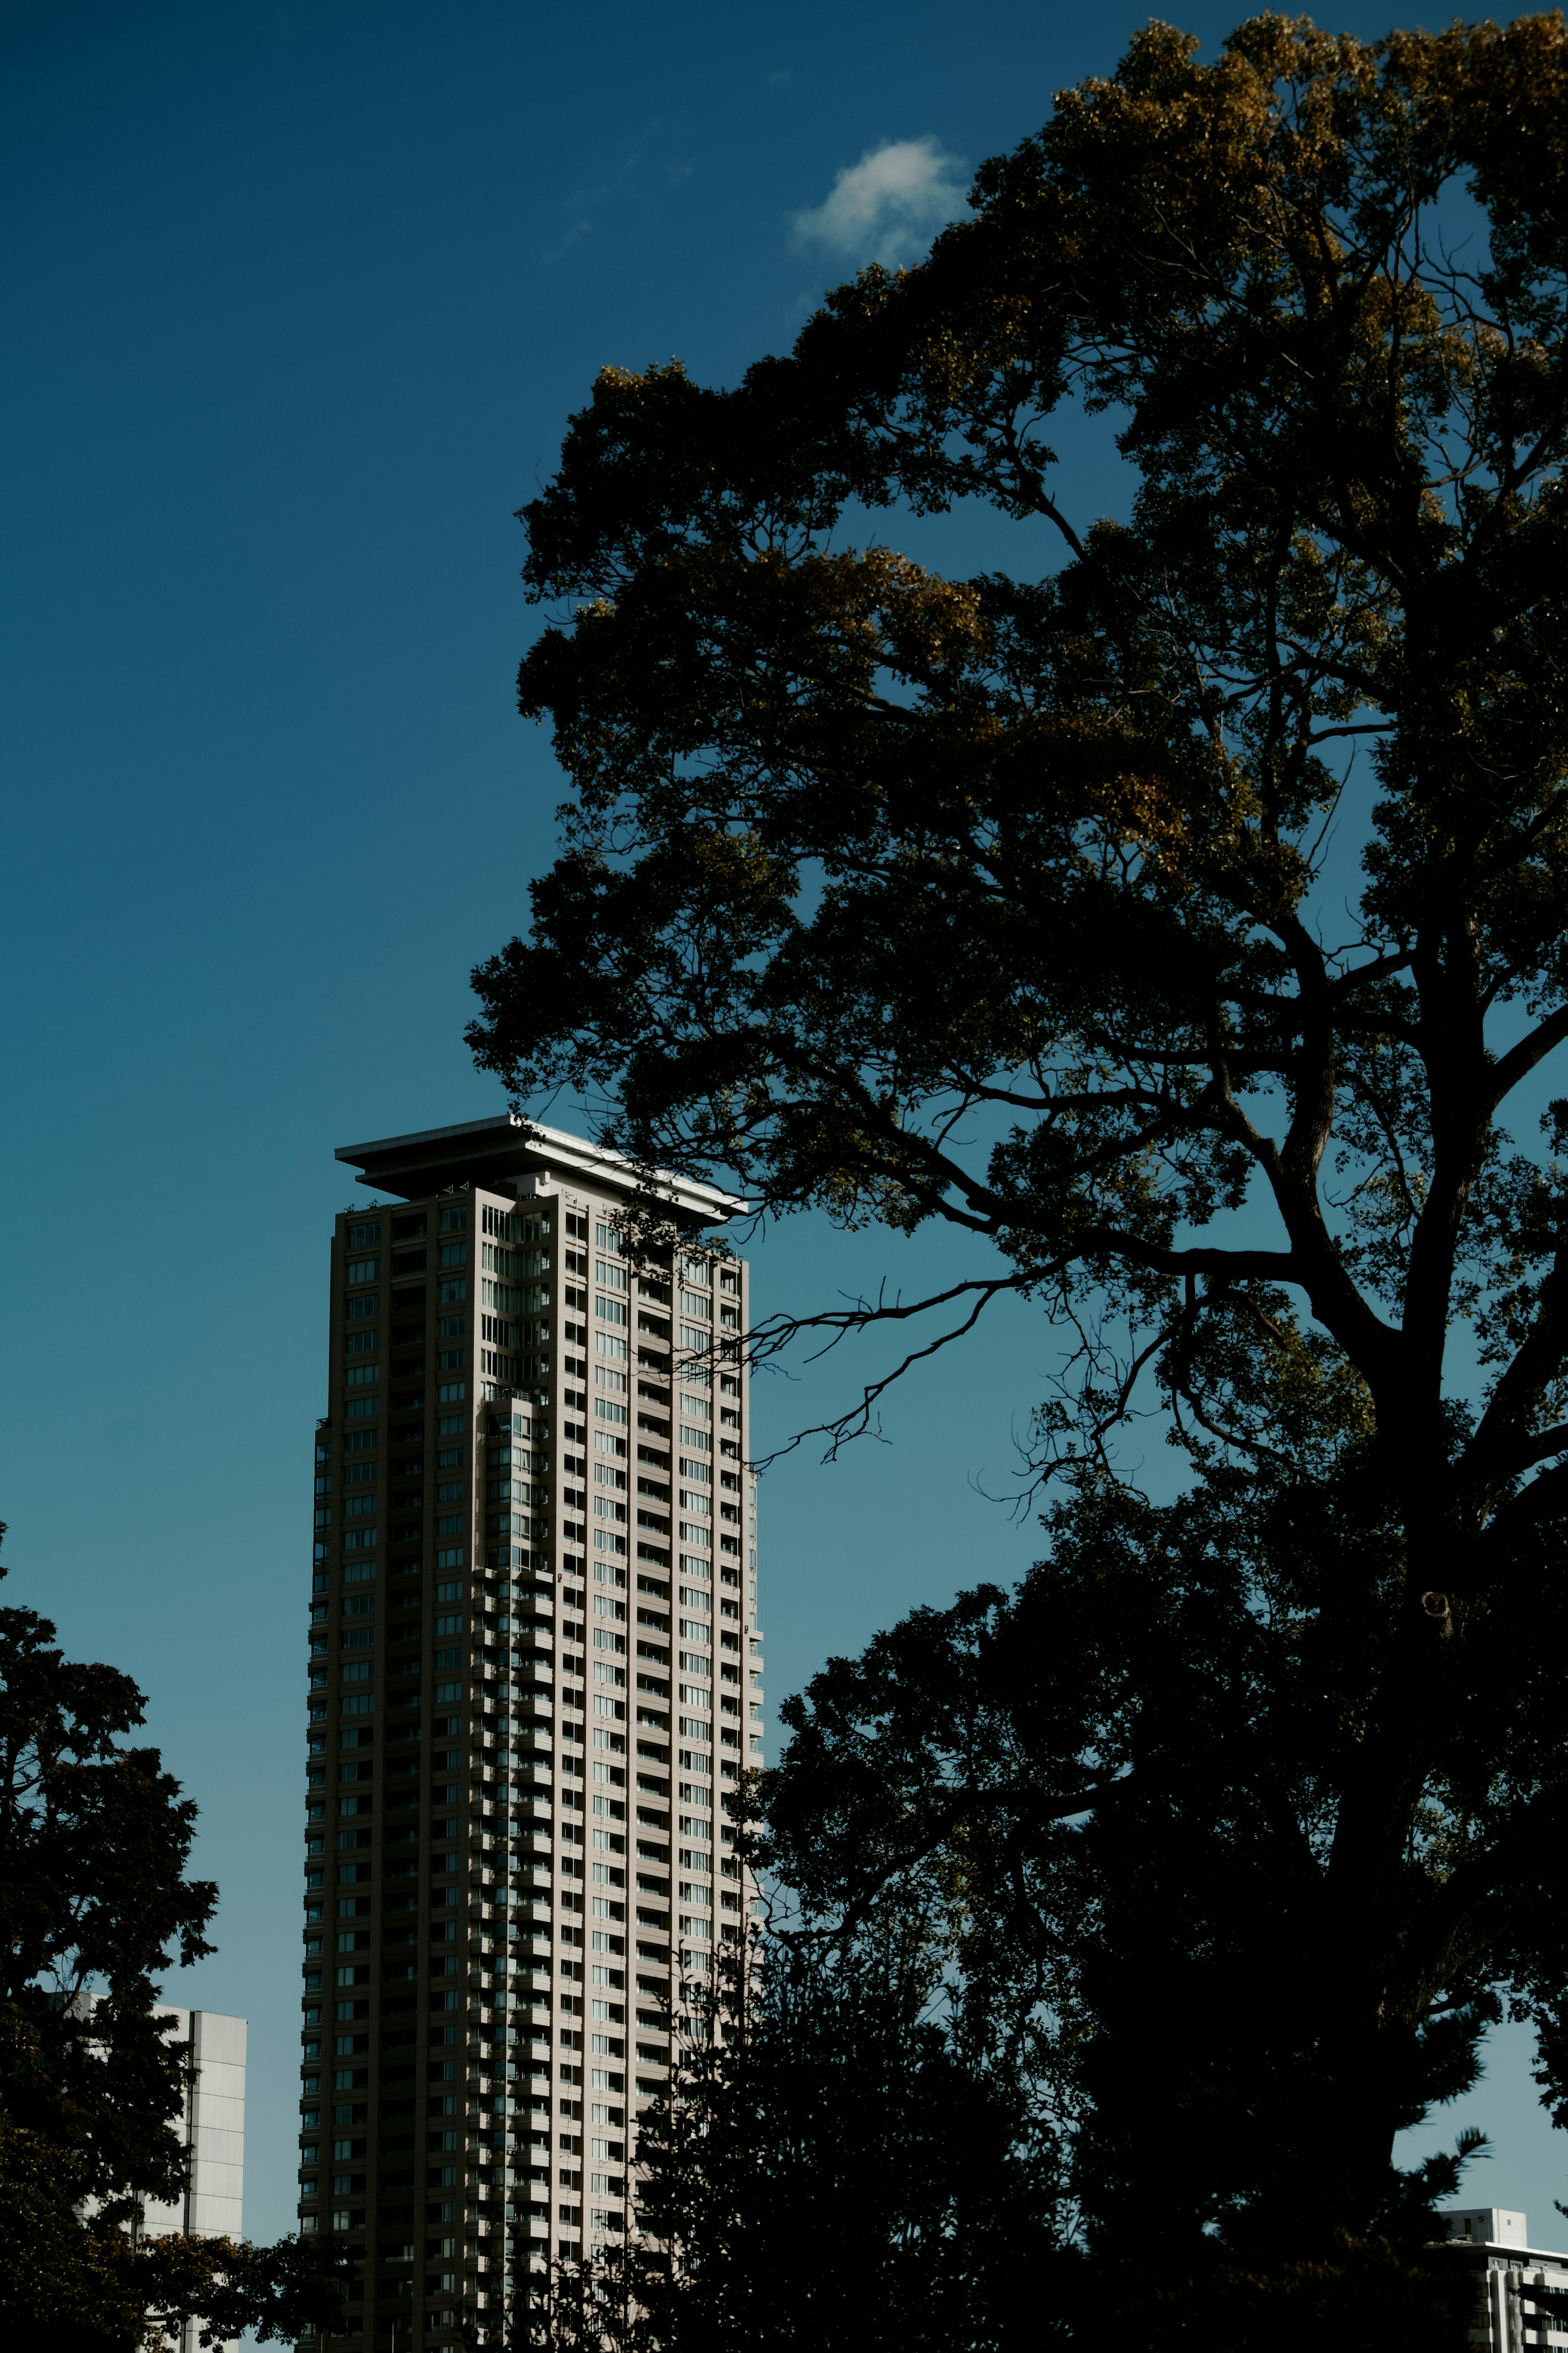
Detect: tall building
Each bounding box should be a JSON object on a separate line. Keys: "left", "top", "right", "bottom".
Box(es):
{"left": 297, "top": 1116, "right": 762, "bottom": 2346}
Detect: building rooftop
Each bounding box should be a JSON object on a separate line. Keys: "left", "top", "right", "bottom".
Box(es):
{"left": 334, "top": 1112, "right": 748, "bottom": 1224}
{"left": 1442, "top": 2208, "right": 1568, "bottom": 2265}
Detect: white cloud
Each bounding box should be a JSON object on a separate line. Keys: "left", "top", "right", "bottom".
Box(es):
{"left": 790, "top": 136, "right": 966, "bottom": 269}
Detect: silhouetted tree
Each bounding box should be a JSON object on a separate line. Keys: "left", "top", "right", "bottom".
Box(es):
{"left": 628, "top": 1922, "right": 1062, "bottom": 2352}
{"left": 0, "top": 1532, "right": 344, "bottom": 2348}
{"left": 468, "top": 11, "right": 1568, "bottom": 2332}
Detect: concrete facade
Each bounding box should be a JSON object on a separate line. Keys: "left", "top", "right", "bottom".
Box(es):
{"left": 1440, "top": 2210, "right": 1568, "bottom": 2350}
{"left": 138, "top": 2007, "right": 247, "bottom": 2353}
{"left": 298, "top": 1116, "right": 762, "bottom": 2344}
{"left": 138, "top": 2007, "right": 247, "bottom": 2240}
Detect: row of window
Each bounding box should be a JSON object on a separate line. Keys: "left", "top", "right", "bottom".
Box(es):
{"left": 316, "top": 1413, "right": 466, "bottom": 1463}
{"left": 344, "top": 1270, "right": 470, "bottom": 1317}
{"left": 481, "top": 1204, "right": 550, "bottom": 1242}
{"left": 316, "top": 1472, "right": 466, "bottom": 1504}
{"left": 345, "top": 1205, "right": 470, "bottom": 1252}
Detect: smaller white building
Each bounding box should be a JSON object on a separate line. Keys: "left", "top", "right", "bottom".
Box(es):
{"left": 139, "top": 2007, "right": 247, "bottom": 2240}
{"left": 139, "top": 2008, "right": 247, "bottom": 2353}
{"left": 1441, "top": 2209, "right": 1568, "bottom": 2349}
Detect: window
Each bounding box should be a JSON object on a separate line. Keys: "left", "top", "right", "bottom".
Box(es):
{"left": 343, "top": 1462, "right": 376, "bottom": 1488}
{"left": 348, "top": 1221, "right": 381, "bottom": 1248}
{"left": 436, "top": 1445, "right": 459, "bottom": 1469}
{"left": 343, "top": 1430, "right": 377, "bottom": 1455}
{"left": 435, "top": 1613, "right": 463, "bottom": 1635}
{"left": 439, "top": 1276, "right": 467, "bottom": 1302}
{"left": 595, "top": 1260, "right": 627, "bottom": 1292}
{"left": 345, "top": 1257, "right": 379, "bottom": 1285}
{"left": 392, "top": 1213, "right": 425, "bottom": 1240}
{"left": 345, "top": 1294, "right": 379, "bottom": 1320}
{"left": 594, "top": 1223, "right": 621, "bottom": 1252}
{"left": 440, "top": 1208, "right": 469, "bottom": 1235}
{"left": 436, "top": 1481, "right": 461, "bottom": 1503}
{"left": 566, "top": 1213, "right": 588, "bottom": 1240}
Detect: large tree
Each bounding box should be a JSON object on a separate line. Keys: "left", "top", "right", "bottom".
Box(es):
{"left": 0, "top": 1540, "right": 343, "bottom": 2349}
{"left": 626, "top": 1926, "right": 1057, "bottom": 2352}
{"left": 513, "top": 1924, "right": 1060, "bottom": 2353}
{"left": 470, "top": 6, "right": 1568, "bottom": 2317}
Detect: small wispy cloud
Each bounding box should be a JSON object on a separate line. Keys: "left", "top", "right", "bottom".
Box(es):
{"left": 789, "top": 136, "right": 966, "bottom": 268}
{"left": 539, "top": 121, "right": 693, "bottom": 266}
{"left": 543, "top": 214, "right": 595, "bottom": 265}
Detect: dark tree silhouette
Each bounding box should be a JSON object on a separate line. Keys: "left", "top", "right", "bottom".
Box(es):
{"left": 469, "top": 12, "right": 1568, "bottom": 2336}
{"left": 0, "top": 1530, "right": 345, "bottom": 2349}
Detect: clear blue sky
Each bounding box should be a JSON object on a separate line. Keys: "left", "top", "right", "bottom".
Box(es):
{"left": 2, "top": 0, "right": 1557, "bottom": 2255}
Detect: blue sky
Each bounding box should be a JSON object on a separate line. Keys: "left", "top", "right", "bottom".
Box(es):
{"left": 2, "top": 0, "right": 1559, "bottom": 2255}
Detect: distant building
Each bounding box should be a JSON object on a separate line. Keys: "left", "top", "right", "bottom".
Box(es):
{"left": 138, "top": 2006, "right": 247, "bottom": 2241}
{"left": 1441, "top": 2209, "right": 1568, "bottom": 2348}
{"left": 138, "top": 2007, "right": 247, "bottom": 2353}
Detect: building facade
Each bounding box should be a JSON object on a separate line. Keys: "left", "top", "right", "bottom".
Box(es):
{"left": 140, "top": 2007, "right": 247, "bottom": 2241}
{"left": 1441, "top": 2210, "right": 1568, "bottom": 2349}
{"left": 297, "top": 1117, "right": 762, "bottom": 2345}
{"left": 140, "top": 2007, "right": 247, "bottom": 2353}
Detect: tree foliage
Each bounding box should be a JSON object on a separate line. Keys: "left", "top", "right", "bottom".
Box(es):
{"left": 763, "top": 1497, "right": 1497, "bottom": 2342}
{"left": 469, "top": 8, "right": 1568, "bottom": 2329}
{"left": 522, "top": 1927, "right": 1060, "bottom": 2353}
{"left": 0, "top": 1537, "right": 345, "bottom": 2349}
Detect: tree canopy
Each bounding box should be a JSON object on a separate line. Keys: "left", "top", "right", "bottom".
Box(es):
{"left": 519, "top": 1924, "right": 1060, "bottom": 2353}
{"left": 0, "top": 1538, "right": 343, "bottom": 2349}
{"left": 470, "top": 9, "right": 1568, "bottom": 2329}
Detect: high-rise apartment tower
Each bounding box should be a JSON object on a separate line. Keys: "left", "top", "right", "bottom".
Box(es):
{"left": 297, "top": 1116, "right": 762, "bottom": 2344}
